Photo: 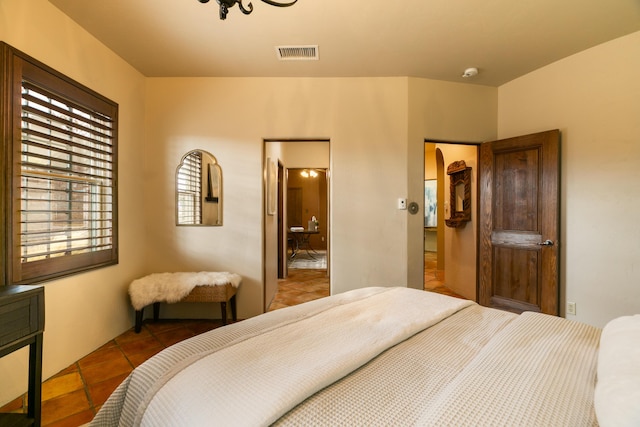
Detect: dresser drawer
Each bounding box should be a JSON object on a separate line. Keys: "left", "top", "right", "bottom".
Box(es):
{"left": 0, "top": 285, "right": 44, "bottom": 350}
{"left": 0, "top": 284, "right": 45, "bottom": 426}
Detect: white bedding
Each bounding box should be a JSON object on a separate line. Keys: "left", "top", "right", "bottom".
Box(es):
{"left": 90, "top": 287, "right": 601, "bottom": 427}
{"left": 595, "top": 314, "right": 640, "bottom": 427}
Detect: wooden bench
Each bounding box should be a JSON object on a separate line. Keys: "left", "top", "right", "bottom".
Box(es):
{"left": 130, "top": 273, "right": 241, "bottom": 333}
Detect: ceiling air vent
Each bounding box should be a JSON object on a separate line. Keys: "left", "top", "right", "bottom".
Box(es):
{"left": 275, "top": 45, "right": 319, "bottom": 61}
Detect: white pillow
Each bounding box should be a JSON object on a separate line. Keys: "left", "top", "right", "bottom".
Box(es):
{"left": 594, "top": 314, "right": 640, "bottom": 427}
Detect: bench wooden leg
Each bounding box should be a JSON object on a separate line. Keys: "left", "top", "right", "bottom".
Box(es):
{"left": 220, "top": 302, "right": 227, "bottom": 325}
{"left": 135, "top": 303, "right": 160, "bottom": 334}
{"left": 135, "top": 308, "right": 144, "bottom": 333}
{"left": 230, "top": 295, "right": 237, "bottom": 322}
{"left": 220, "top": 295, "right": 237, "bottom": 325}
{"left": 135, "top": 291, "right": 238, "bottom": 332}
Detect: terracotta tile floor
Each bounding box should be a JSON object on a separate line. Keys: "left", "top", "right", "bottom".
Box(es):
{"left": 1, "top": 257, "right": 459, "bottom": 426}
{"left": 1, "top": 319, "right": 226, "bottom": 427}
{"left": 268, "top": 269, "right": 330, "bottom": 311}
{"left": 423, "top": 251, "right": 464, "bottom": 298}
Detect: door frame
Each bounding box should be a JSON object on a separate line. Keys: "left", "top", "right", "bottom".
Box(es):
{"left": 277, "top": 161, "right": 285, "bottom": 278}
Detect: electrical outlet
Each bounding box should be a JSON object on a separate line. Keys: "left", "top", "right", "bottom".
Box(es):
{"left": 567, "top": 302, "right": 576, "bottom": 315}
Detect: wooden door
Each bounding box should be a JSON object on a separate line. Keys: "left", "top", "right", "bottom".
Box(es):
{"left": 277, "top": 162, "right": 285, "bottom": 278}
{"left": 479, "top": 130, "right": 560, "bottom": 315}
{"left": 287, "top": 188, "right": 303, "bottom": 227}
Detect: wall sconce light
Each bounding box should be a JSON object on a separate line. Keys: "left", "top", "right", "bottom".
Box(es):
{"left": 300, "top": 169, "right": 318, "bottom": 178}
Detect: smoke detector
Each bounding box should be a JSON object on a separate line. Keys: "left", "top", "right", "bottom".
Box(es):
{"left": 462, "top": 67, "right": 479, "bottom": 78}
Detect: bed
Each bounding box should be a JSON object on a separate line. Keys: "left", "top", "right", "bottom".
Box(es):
{"left": 89, "top": 287, "right": 639, "bottom": 427}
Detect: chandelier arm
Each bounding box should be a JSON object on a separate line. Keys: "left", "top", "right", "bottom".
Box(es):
{"left": 237, "top": 1, "right": 254, "bottom": 14}
{"left": 260, "top": 0, "right": 298, "bottom": 7}
{"left": 205, "top": 0, "right": 297, "bottom": 19}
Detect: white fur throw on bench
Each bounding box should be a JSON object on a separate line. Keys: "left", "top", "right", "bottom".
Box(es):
{"left": 129, "top": 272, "right": 242, "bottom": 311}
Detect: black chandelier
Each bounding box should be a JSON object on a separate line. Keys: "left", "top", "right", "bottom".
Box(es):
{"left": 198, "top": 0, "right": 299, "bottom": 20}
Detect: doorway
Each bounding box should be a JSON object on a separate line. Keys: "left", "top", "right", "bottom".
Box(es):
{"left": 264, "top": 140, "right": 330, "bottom": 312}
{"left": 286, "top": 168, "right": 328, "bottom": 271}
{"left": 423, "top": 140, "right": 479, "bottom": 300}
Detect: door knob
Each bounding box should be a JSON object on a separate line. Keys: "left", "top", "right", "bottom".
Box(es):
{"left": 538, "top": 239, "right": 554, "bottom": 246}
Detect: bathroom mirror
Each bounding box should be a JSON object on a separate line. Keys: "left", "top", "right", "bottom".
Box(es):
{"left": 455, "top": 182, "right": 465, "bottom": 212}
{"left": 176, "top": 149, "right": 222, "bottom": 226}
{"left": 445, "top": 160, "right": 471, "bottom": 228}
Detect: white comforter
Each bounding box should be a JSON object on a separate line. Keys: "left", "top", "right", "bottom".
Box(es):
{"left": 90, "top": 287, "right": 600, "bottom": 427}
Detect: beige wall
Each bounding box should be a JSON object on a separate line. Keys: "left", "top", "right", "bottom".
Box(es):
{"left": 407, "top": 79, "right": 497, "bottom": 291}
{"left": 144, "top": 77, "right": 410, "bottom": 316}
{"left": 498, "top": 31, "right": 640, "bottom": 327}
{"left": 436, "top": 144, "right": 479, "bottom": 299}
{"left": 282, "top": 142, "right": 330, "bottom": 168}
{"left": 424, "top": 145, "right": 437, "bottom": 180}
{"left": 0, "top": 0, "right": 147, "bottom": 405}
{"left": 144, "top": 77, "right": 498, "bottom": 321}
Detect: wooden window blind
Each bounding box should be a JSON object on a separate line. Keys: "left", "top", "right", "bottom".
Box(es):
{"left": 176, "top": 151, "right": 202, "bottom": 225}
{"left": 1, "top": 42, "right": 118, "bottom": 284}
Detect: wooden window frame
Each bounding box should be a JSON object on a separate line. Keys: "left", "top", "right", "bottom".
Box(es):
{"left": 1, "top": 42, "right": 118, "bottom": 285}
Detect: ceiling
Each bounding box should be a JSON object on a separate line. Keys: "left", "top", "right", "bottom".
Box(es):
{"left": 48, "top": 0, "right": 640, "bottom": 87}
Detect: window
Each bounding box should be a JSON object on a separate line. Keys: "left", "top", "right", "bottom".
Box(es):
{"left": 1, "top": 42, "right": 118, "bottom": 284}
{"left": 176, "top": 151, "right": 203, "bottom": 225}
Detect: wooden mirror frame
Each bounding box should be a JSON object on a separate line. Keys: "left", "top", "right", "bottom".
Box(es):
{"left": 445, "top": 160, "right": 471, "bottom": 228}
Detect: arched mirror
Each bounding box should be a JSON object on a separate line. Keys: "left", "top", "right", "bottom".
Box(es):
{"left": 176, "top": 149, "right": 222, "bottom": 226}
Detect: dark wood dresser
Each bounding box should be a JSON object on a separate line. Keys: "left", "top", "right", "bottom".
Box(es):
{"left": 0, "top": 285, "right": 44, "bottom": 427}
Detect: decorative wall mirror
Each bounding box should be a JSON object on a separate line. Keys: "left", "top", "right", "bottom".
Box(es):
{"left": 176, "top": 149, "right": 222, "bottom": 226}
{"left": 445, "top": 160, "right": 471, "bottom": 228}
